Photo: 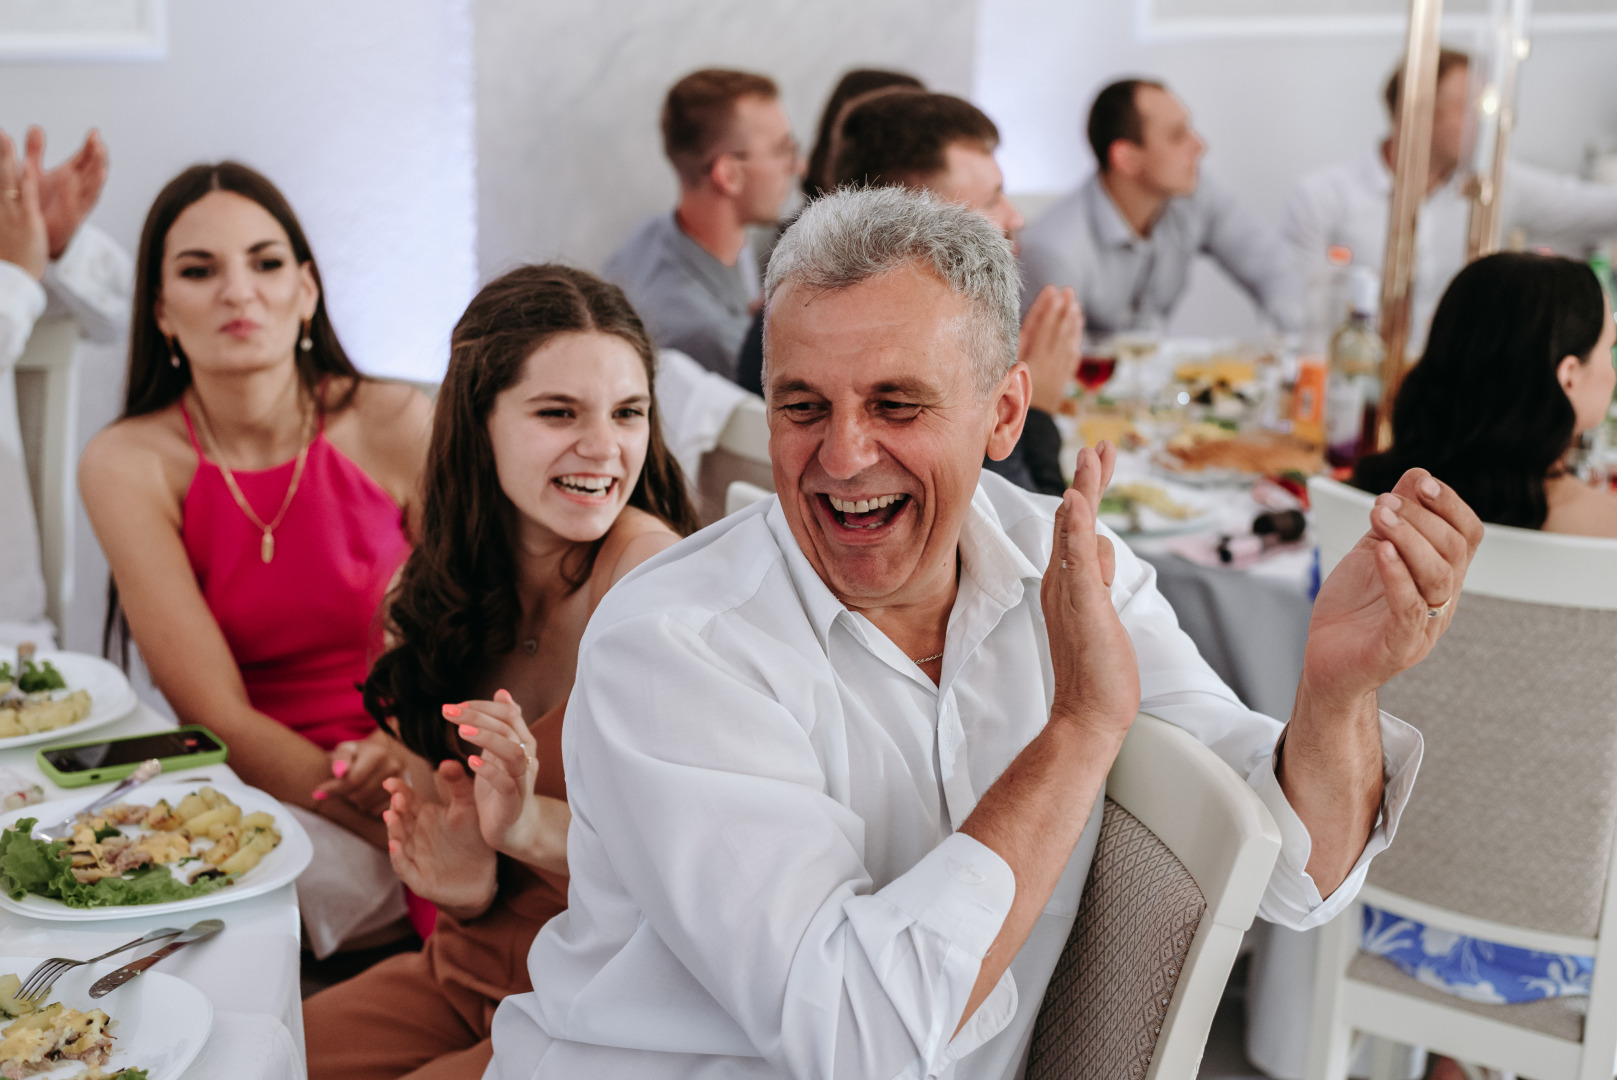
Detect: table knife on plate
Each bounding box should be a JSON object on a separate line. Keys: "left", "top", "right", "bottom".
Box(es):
{"left": 89, "top": 918, "right": 223, "bottom": 998}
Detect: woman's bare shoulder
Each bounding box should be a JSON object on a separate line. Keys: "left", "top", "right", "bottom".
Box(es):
{"left": 79, "top": 407, "right": 192, "bottom": 497}
{"left": 598, "top": 508, "right": 682, "bottom": 588}
{"left": 336, "top": 378, "right": 434, "bottom": 442}
{"left": 1544, "top": 481, "right": 1617, "bottom": 539}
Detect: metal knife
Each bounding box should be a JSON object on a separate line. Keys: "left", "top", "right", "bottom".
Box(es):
{"left": 88, "top": 918, "right": 223, "bottom": 998}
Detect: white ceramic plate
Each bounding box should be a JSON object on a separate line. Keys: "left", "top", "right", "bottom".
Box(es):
{"left": 0, "top": 781, "right": 313, "bottom": 922}
{"left": 1100, "top": 481, "right": 1219, "bottom": 537}
{"left": 0, "top": 649, "right": 138, "bottom": 751}
{"left": 0, "top": 955, "right": 211, "bottom": 1079}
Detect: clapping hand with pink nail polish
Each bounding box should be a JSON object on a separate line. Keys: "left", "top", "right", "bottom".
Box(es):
{"left": 446, "top": 691, "right": 571, "bottom": 875}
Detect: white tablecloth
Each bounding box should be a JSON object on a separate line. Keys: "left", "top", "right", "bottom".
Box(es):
{"left": 0, "top": 702, "right": 306, "bottom": 1080}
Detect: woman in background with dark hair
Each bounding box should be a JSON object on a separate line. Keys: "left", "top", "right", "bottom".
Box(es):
{"left": 801, "top": 67, "right": 923, "bottom": 200}
{"left": 303, "top": 264, "right": 696, "bottom": 1080}
{"left": 1351, "top": 254, "right": 1615, "bottom": 1068}
{"left": 1356, "top": 251, "right": 1617, "bottom": 534}
{"left": 78, "top": 162, "right": 433, "bottom": 955}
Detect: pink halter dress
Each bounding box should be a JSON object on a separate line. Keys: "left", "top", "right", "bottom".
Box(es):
{"left": 178, "top": 401, "right": 410, "bottom": 752}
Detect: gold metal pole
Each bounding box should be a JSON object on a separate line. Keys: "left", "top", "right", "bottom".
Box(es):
{"left": 1466, "top": 0, "right": 1533, "bottom": 261}
{"left": 1377, "top": 0, "right": 1444, "bottom": 449}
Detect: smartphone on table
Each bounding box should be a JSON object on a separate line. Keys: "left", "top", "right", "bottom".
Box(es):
{"left": 36, "top": 726, "right": 229, "bottom": 788}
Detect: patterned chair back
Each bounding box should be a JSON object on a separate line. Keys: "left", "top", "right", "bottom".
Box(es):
{"left": 1027, "top": 798, "right": 1207, "bottom": 1080}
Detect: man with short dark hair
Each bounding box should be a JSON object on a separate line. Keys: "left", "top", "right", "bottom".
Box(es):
{"left": 604, "top": 69, "right": 803, "bottom": 378}
{"left": 737, "top": 90, "right": 1079, "bottom": 498}
{"left": 1020, "top": 78, "right": 1298, "bottom": 335}
{"left": 1284, "top": 48, "right": 1617, "bottom": 351}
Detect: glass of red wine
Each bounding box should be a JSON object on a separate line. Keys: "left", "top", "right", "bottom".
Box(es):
{"left": 1076, "top": 354, "right": 1117, "bottom": 394}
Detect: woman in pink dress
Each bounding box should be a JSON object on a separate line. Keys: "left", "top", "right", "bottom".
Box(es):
{"left": 79, "top": 162, "right": 433, "bottom": 954}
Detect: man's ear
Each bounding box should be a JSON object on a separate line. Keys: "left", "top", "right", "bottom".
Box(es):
{"left": 709, "top": 154, "right": 745, "bottom": 199}
{"left": 985, "top": 362, "right": 1032, "bottom": 462}
{"left": 1109, "top": 140, "right": 1142, "bottom": 179}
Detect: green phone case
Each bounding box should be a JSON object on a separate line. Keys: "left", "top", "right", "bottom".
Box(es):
{"left": 35, "top": 725, "right": 231, "bottom": 788}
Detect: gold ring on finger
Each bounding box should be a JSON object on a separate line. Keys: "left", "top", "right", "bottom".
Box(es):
{"left": 1425, "top": 596, "right": 1452, "bottom": 619}
{"left": 2, "top": 190, "right": 17, "bottom": 200}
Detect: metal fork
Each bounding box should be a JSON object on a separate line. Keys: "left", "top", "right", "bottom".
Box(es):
{"left": 32, "top": 758, "right": 163, "bottom": 842}
{"left": 14, "top": 926, "right": 182, "bottom": 1005}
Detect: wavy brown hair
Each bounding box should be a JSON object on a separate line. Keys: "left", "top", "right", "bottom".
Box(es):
{"left": 364, "top": 264, "right": 698, "bottom": 765}
{"left": 104, "top": 161, "right": 365, "bottom": 664}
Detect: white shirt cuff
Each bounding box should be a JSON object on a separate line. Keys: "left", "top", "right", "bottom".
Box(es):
{"left": 878, "top": 831, "right": 1017, "bottom": 960}
{"left": 42, "top": 224, "right": 131, "bottom": 344}
{"left": 1250, "top": 710, "right": 1423, "bottom": 930}
{"left": 0, "top": 261, "right": 47, "bottom": 374}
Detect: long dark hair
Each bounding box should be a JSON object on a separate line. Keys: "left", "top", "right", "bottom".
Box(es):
{"left": 104, "top": 161, "right": 365, "bottom": 664}
{"left": 1354, "top": 252, "right": 1606, "bottom": 528}
{"left": 363, "top": 265, "right": 699, "bottom": 765}
{"left": 803, "top": 68, "right": 923, "bottom": 199}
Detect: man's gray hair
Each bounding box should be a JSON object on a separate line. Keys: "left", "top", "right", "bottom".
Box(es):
{"left": 762, "top": 186, "right": 1020, "bottom": 393}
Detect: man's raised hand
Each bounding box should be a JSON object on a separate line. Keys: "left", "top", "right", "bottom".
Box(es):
{"left": 1041, "top": 442, "right": 1139, "bottom": 739}
{"left": 27, "top": 127, "right": 108, "bottom": 261}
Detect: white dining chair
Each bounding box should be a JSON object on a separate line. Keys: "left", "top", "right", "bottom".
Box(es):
{"left": 1306, "top": 476, "right": 1617, "bottom": 1080}
{"left": 1026, "top": 713, "right": 1282, "bottom": 1080}
{"left": 695, "top": 393, "right": 772, "bottom": 525}
{"left": 16, "top": 316, "right": 82, "bottom": 641}
{"left": 724, "top": 479, "right": 771, "bottom": 517}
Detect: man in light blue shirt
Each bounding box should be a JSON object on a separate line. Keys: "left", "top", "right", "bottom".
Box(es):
{"left": 1019, "top": 79, "right": 1298, "bottom": 335}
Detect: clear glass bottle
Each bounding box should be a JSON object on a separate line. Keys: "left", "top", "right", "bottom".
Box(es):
{"left": 1325, "top": 267, "right": 1386, "bottom": 469}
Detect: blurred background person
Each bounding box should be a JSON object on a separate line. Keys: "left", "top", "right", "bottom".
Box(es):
{"left": 1285, "top": 49, "right": 1617, "bottom": 351}
{"left": 78, "top": 161, "right": 434, "bottom": 957}
{"left": 1019, "top": 77, "right": 1299, "bottom": 336}
{"left": 603, "top": 68, "right": 803, "bottom": 380}
{"left": 799, "top": 67, "right": 923, "bottom": 201}
{"left": 0, "top": 126, "right": 130, "bottom": 647}
{"left": 305, "top": 264, "right": 696, "bottom": 1080}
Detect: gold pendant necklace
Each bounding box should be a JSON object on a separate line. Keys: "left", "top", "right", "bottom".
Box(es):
{"left": 190, "top": 390, "right": 313, "bottom": 564}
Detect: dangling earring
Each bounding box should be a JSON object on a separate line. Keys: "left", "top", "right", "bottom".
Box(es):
{"left": 299, "top": 320, "right": 313, "bottom": 353}
{"left": 167, "top": 337, "right": 181, "bottom": 369}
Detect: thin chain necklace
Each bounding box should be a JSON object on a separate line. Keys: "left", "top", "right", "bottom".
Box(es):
{"left": 189, "top": 388, "right": 313, "bottom": 564}
{"left": 912, "top": 651, "right": 943, "bottom": 664}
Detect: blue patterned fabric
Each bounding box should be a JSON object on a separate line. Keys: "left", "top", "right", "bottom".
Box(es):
{"left": 1362, "top": 905, "right": 1593, "bottom": 1003}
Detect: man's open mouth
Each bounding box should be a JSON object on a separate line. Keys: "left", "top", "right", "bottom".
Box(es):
{"left": 821, "top": 493, "right": 909, "bottom": 530}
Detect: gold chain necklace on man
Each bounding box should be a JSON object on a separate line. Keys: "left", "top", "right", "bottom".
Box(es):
{"left": 189, "top": 387, "right": 313, "bottom": 564}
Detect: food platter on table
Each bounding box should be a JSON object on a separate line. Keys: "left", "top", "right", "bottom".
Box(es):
{"left": 0, "top": 650, "right": 138, "bottom": 752}
{"left": 0, "top": 781, "right": 312, "bottom": 923}
{"left": 0, "top": 954, "right": 211, "bottom": 1080}
{"left": 1098, "top": 480, "right": 1219, "bottom": 537}
{"left": 1153, "top": 424, "right": 1324, "bottom": 488}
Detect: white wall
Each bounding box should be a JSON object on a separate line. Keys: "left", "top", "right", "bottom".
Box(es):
{"left": 0, "top": 0, "right": 477, "bottom": 653}
{"left": 475, "top": 0, "right": 978, "bottom": 279}
{"left": 975, "top": 1, "right": 1617, "bottom": 338}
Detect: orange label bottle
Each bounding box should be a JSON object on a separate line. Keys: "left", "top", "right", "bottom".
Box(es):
{"left": 1291, "top": 357, "right": 1327, "bottom": 447}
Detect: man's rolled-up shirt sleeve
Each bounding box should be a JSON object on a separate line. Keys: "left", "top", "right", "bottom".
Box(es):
{"left": 1100, "top": 523, "right": 1423, "bottom": 931}
{"left": 567, "top": 613, "right": 1017, "bottom": 1080}
{"left": 0, "top": 262, "right": 47, "bottom": 373}
{"left": 42, "top": 224, "right": 133, "bottom": 345}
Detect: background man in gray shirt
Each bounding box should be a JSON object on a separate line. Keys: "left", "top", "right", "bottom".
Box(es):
{"left": 1019, "top": 78, "right": 1299, "bottom": 335}
{"left": 604, "top": 68, "right": 803, "bottom": 378}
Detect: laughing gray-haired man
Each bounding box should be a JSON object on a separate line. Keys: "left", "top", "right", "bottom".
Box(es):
{"left": 485, "top": 186, "right": 1480, "bottom": 1080}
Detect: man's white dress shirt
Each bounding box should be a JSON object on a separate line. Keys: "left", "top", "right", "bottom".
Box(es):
{"left": 484, "top": 473, "right": 1421, "bottom": 1080}
{"left": 0, "top": 226, "right": 132, "bottom": 645}
{"left": 1283, "top": 150, "right": 1617, "bottom": 351}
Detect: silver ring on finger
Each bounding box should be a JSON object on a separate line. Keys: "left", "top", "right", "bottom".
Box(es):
{"left": 1426, "top": 596, "right": 1452, "bottom": 619}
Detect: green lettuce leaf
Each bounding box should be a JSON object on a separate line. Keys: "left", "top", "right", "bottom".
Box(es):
{"left": 0, "top": 821, "right": 235, "bottom": 908}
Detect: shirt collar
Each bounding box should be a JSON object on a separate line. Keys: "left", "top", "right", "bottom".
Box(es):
{"left": 1082, "top": 174, "right": 1144, "bottom": 250}
{"left": 762, "top": 480, "right": 1045, "bottom": 652}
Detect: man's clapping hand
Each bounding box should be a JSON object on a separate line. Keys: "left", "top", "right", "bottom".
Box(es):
{"left": 0, "top": 128, "right": 46, "bottom": 280}
{"left": 1041, "top": 441, "right": 1140, "bottom": 740}
{"left": 28, "top": 127, "right": 109, "bottom": 261}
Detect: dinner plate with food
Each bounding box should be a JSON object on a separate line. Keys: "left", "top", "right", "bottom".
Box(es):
{"left": 1154, "top": 423, "right": 1324, "bottom": 487}
{"left": 0, "top": 954, "right": 209, "bottom": 1079}
{"left": 0, "top": 783, "right": 312, "bottom": 922}
{"left": 0, "top": 647, "right": 138, "bottom": 752}
{"left": 1099, "top": 481, "right": 1217, "bottom": 536}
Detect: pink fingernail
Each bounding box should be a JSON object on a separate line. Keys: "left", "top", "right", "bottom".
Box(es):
{"left": 459, "top": 724, "right": 478, "bottom": 738}
{"left": 442, "top": 704, "right": 462, "bottom": 718}
{"left": 387, "top": 840, "right": 398, "bottom": 854}
{"left": 468, "top": 755, "right": 483, "bottom": 769}
{"left": 311, "top": 790, "right": 327, "bottom": 801}
{"left": 331, "top": 760, "right": 349, "bottom": 779}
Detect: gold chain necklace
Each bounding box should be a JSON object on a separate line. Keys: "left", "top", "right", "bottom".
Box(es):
{"left": 189, "top": 390, "right": 313, "bottom": 564}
